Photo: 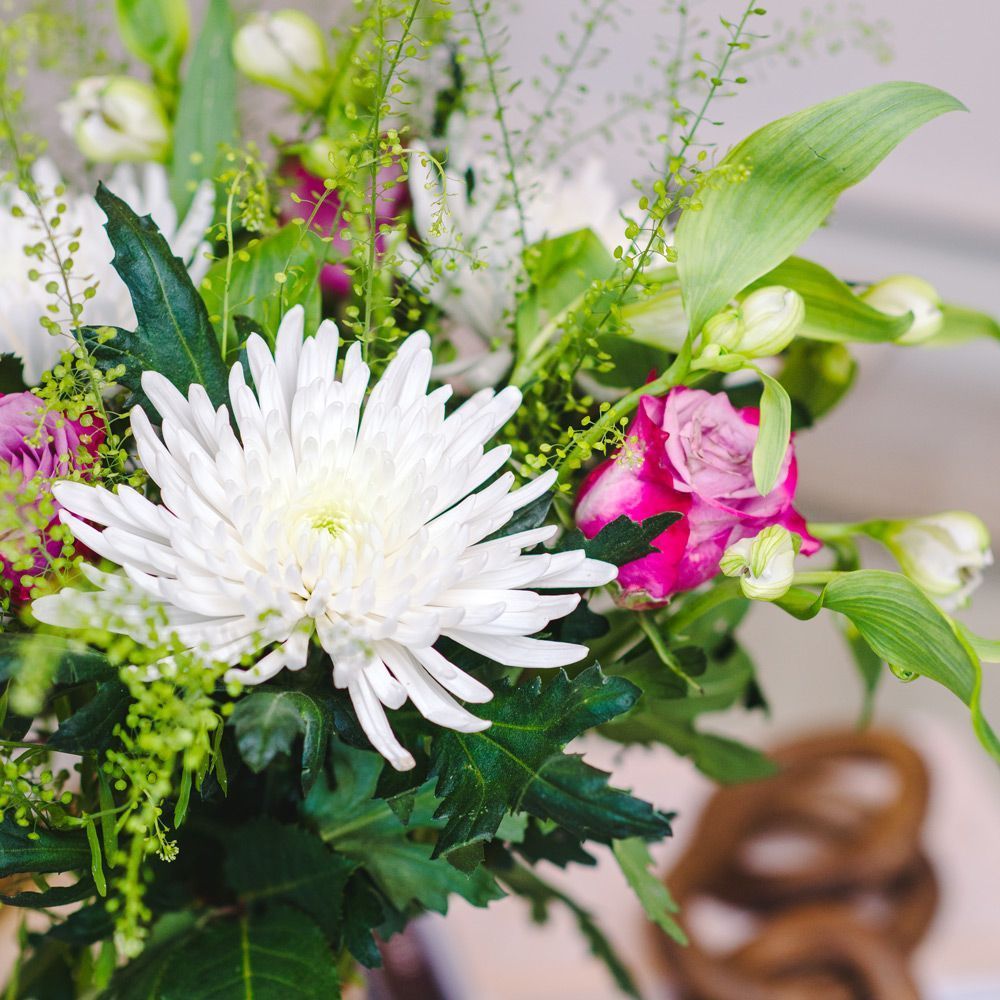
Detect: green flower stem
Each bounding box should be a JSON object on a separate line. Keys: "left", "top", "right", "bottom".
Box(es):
{"left": 806, "top": 521, "right": 867, "bottom": 543}
{"left": 638, "top": 613, "right": 703, "bottom": 694}
{"left": 665, "top": 578, "right": 743, "bottom": 638}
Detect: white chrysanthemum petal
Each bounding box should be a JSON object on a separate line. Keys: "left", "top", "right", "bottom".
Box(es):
{"left": 34, "top": 320, "right": 617, "bottom": 769}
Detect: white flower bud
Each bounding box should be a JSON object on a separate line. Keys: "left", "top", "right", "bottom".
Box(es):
{"left": 862, "top": 275, "right": 943, "bottom": 345}
{"left": 59, "top": 77, "right": 171, "bottom": 163}
{"left": 702, "top": 286, "right": 804, "bottom": 358}
{"left": 720, "top": 525, "right": 800, "bottom": 601}
{"left": 233, "top": 10, "right": 330, "bottom": 108}
{"left": 881, "top": 512, "right": 992, "bottom": 608}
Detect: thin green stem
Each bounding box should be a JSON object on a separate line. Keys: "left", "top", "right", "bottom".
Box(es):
{"left": 469, "top": 0, "right": 529, "bottom": 251}
{"left": 792, "top": 571, "right": 841, "bottom": 587}
{"left": 638, "top": 613, "right": 703, "bottom": 693}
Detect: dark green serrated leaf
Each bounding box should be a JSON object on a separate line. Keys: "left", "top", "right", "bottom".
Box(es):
{"left": 0, "top": 876, "right": 94, "bottom": 908}
{"left": 341, "top": 874, "right": 387, "bottom": 969}
{"left": 0, "top": 352, "right": 26, "bottom": 392}
{"left": 612, "top": 837, "right": 686, "bottom": 945}
{"left": 157, "top": 907, "right": 340, "bottom": 1000}
{"left": 229, "top": 689, "right": 330, "bottom": 793}
{"left": 105, "top": 912, "right": 199, "bottom": 1000}
{"left": 516, "top": 819, "right": 596, "bottom": 869}
{"left": 305, "top": 745, "right": 504, "bottom": 914}
{"left": 224, "top": 818, "right": 356, "bottom": 942}
{"left": 429, "top": 665, "right": 649, "bottom": 854}
{"left": 48, "top": 681, "right": 130, "bottom": 755}
{"left": 169, "top": 0, "right": 238, "bottom": 216}
{"left": 557, "top": 512, "right": 683, "bottom": 567}
{"left": 0, "top": 816, "right": 91, "bottom": 878}
{"left": 84, "top": 184, "right": 229, "bottom": 413}
{"left": 485, "top": 488, "right": 553, "bottom": 541}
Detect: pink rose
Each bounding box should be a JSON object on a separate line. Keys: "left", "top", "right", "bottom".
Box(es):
{"left": 0, "top": 393, "right": 104, "bottom": 603}
{"left": 576, "top": 387, "right": 818, "bottom": 607}
{"left": 282, "top": 157, "right": 409, "bottom": 297}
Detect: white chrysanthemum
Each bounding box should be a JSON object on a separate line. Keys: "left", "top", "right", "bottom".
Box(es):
{"left": 33, "top": 307, "right": 616, "bottom": 770}
{"left": 0, "top": 159, "right": 214, "bottom": 384}
{"left": 398, "top": 127, "right": 625, "bottom": 387}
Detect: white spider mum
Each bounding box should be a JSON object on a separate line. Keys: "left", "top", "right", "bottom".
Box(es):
{"left": 33, "top": 306, "right": 617, "bottom": 770}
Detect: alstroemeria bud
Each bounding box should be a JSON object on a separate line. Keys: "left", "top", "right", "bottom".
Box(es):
{"left": 862, "top": 275, "right": 943, "bottom": 345}
{"left": 233, "top": 10, "right": 330, "bottom": 108}
{"left": 721, "top": 525, "right": 800, "bottom": 601}
{"left": 877, "top": 512, "right": 992, "bottom": 608}
{"left": 59, "top": 77, "right": 171, "bottom": 163}
{"left": 702, "top": 307, "right": 744, "bottom": 351}
{"left": 703, "top": 286, "right": 805, "bottom": 358}
{"left": 115, "top": 0, "right": 190, "bottom": 83}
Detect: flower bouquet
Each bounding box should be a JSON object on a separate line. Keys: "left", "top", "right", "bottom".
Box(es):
{"left": 0, "top": 1, "right": 997, "bottom": 996}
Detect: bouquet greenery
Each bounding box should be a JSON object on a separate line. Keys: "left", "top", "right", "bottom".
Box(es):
{"left": 0, "top": 1, "right": 997, "bottom": 996}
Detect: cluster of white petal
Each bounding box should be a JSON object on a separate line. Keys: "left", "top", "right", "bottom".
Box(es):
{"left": 0, "top": 160, "right": 213, "bottom": 385}
{"left": 33, "top": 307, "right": 616, "bottom": 769}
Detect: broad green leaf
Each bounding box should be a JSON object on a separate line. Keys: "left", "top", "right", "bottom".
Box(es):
{"left": 157, "top": 907, "right": 341, "bottom": 1000}
{"left": 105, "top": 912, "right": 199, "bottom": 1000}
{"left": 200, "top": 224, "right": 325, "bottom": 357}
{"left": 750, "top": 256, "right": 912, "bottom": 343}
{"left": 224, "top": 819, "right": 356, "bottom": 942}
{"left": 429, "top": 666, "right": 669, "bottom": 854}
{"left": 305, "top": 745, "right": 504, "bottom": 914}
{"left": 752, "top": 372, "right": 791, "bottom": 494}
{"left": 497, "top": 861, "right": 640, "bottom": 999}
{"left": 922, "top": 304, "right": 1000, "bottom": 348}
{"left": 612, "top": 837, "right": 686, "bottom": 945}
{"left": 0, "top": 877, "right": 94, "bottom": 908}
{"left": 229, "top": 689, "right": 330, "bottom": 793}
{"left": 168, "top": 0, "right": 238, "bottom": 216}
{"left": 0, "top": 816, "right": 90, "bottom": 878}
{"left": 676, "top": 82, "right": 964, "bottom": 333}
{"left": 776, "top": 570, "right": 1000, "bottom": 761}
{"left": 84, "top": 184, "right": 229, "bottom": 412}
{"left": 515, "top": 228, "right": 616, "bottom": 367}
{"left": 521, "top": 753, "right": 672, "bottom": 844}
{"left": 557, "top": 512, "right": 683, "bottom": 566}
{"left": 48, "top": 681, "right": 130, "bottom": 755}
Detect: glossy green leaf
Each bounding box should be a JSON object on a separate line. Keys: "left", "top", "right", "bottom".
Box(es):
{"left": 157, "top": 907, "right": 341, "bottom": 1000}
{"left": 750, "top": 256, "right": 912, "bottom": 343}
{"left": 777, "top": 570, "right": 1000, "bottom": 761}
{"left": 200, "top": 224, "right": 325, "bottom": 357}
{"left": 676, "top": 82, "right": 964, "bottom": 333}
{"left": 115, "top": 0, "right": 189, "bottom": 84}
{"left": 0, "top": 816, "right": 91, "bottom": 878}
{"left": 229, "top": 689, "right": 331, "bottom": 794}
{"left": 169, "top": 0, "right": 238, "bottom": 216}
{"left": 84, "top": 184, "right": 229, "bottom": 412}
{"left": 612, "top": 837, "right": 686, "bottom": 945}
{"left": 429, "top": 666, "right": 669, "bottom": 854}
{"left": 305, "top": 745, "right": 504, "bottom": 914}
{"left": 0, "top": 877, "right": 95, "bottom": 908}
{"left": 224, "top": 819, "right": 356, "bottom": 941}
{"left": 752, "top": 372, "right": 791, "bottom": 494}
{"left": 515, "top": 227, "right": 616, "bottom": 370}
{"left": 922, "top": 304, "right": 1000, "bottom": 348}
{"left": 0, "top": 353, "right": 26, "bottom": 392}
{"left": 48, "top": 681, "right": 130, "bottom": 755}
